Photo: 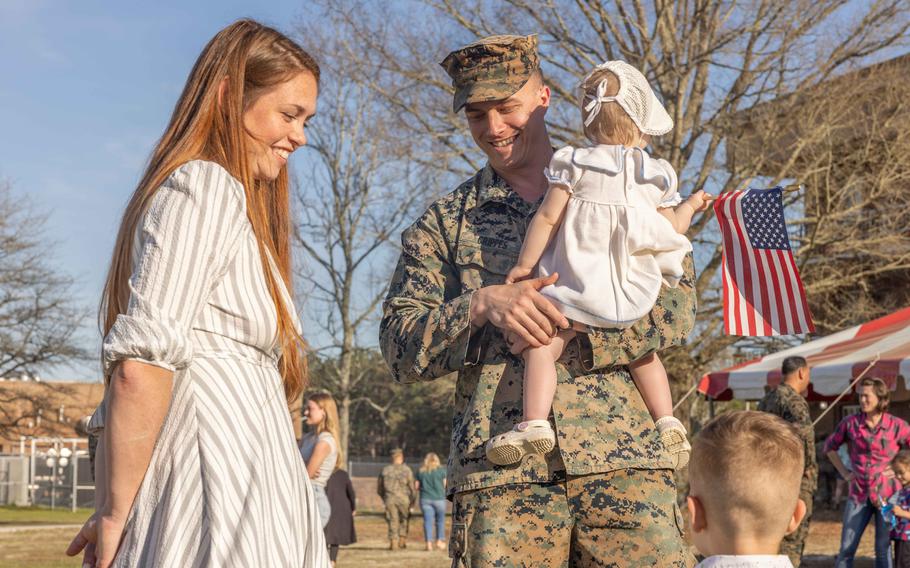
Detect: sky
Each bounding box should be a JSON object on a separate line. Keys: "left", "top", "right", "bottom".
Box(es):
{"left": 0, "top": 0, "right": 314, "bottom": 380}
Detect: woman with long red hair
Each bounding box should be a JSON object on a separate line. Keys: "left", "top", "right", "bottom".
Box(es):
{"left": 65, "top": 19, "right": 327, "bottom": 567}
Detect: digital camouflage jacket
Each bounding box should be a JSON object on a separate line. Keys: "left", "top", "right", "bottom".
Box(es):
{"left": 758, "top": 382, "right": 819, "bottom": 497}
{"left": 380, "top": 164, "right": 697, "bottom": 497}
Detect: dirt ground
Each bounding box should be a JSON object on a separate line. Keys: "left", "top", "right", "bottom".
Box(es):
{"left": 0, "top": 506, "right": 886, "bottom": 567}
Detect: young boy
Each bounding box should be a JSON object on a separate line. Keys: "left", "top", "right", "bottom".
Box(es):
{"left": 687, "top": 411, "right": 808, "bottom": 567}
{"left": 886, "top": 450, "right": 910, "bottom": 567}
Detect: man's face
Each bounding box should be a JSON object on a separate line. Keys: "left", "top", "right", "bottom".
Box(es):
{"left": 798, "top": 367, "right": 811, "bottom": 395}
{"left": 463, "top": 75, "right": 550, "bottom": 174}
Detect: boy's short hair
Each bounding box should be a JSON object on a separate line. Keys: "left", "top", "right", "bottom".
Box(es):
{"left": 689, "top": 411, "right": 804, "bottom": 540}
{"left": 893, "top": 450, "right": 910, "bottom": 472}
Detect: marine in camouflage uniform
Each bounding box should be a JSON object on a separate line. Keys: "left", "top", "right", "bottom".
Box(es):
{"left": 378, "top": 449, "right": 417, "bottom": 549}
{"left": 758, "top": 361, "right": 817, "bottom": 568}
{"left": 380, "top": 34, "right": 697, "bottom": 567}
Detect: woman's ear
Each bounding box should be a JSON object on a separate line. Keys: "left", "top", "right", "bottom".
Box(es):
{"left": 687, "top": 495, "right": 706, "bottom": 533}
{"left": 217, "top": 76, "right": 230, "bottom": 108}
{"left": 786, "top": 498, "right": 808, "bottom": 534}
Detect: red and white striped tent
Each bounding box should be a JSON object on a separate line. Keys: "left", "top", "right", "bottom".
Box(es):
{"left": 698, "top": 307, "right": 910, "bottom": 401}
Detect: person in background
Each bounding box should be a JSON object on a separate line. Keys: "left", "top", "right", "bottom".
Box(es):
{"left": 816, "top": 435, "right": 838, "bottom": 509}
{"left": 688, "top": 411, "right": 806, "bottom": 567}
{"left": 416, "top": 452, "right": 447, "bottom": 551}
{"left": 301, "top": 392, "right": 342, "bottom": 529}
{"left": 757, "top": 355, "right": 817, "bottom": 566}
{"left": 834, "top": 443, "right": 854, "bottom": 509}
{"left": 825, "top": 377, "right": 910, "bottom": 568}
{"left": 378, "top": 448, "right": 417, "bottom": 550}
{"left": 324, "top": 468, "right": 357, "bottom": 567}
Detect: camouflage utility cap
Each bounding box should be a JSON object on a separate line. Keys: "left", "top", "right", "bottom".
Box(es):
{"left": 440, "top": 34, "right": 540, "bottom": 113}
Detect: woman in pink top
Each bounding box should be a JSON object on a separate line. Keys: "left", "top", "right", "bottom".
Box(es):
{"left": 825, "top": 377, "right": 910, "bottom": 568}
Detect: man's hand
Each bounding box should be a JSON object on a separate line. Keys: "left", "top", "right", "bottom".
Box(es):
{"left": 471, "top": 273, "right": 569, "bottom": 348}
{"left": 505, "top": 265, "right": 533, "bottom": 284}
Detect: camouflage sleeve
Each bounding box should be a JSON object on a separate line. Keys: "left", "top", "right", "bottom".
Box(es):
{"left": 379, "top": 208, "right": 483, "bottom": 384}
{"left": 377, "top": 472, "right": 385, "bottom": 499}
{"left": 787, "top": 396, "right": 817, "bottom": 473}
{"left": 576, "top": 253, "right": 697, "bottom": 371}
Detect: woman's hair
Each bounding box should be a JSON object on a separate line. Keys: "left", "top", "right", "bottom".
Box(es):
{"left": 309, "top": 392, "right": 343, "bottom": 470}
{"left": 859, "top": 377, "right": 890, "bottom": 413}
{"left": 580, "top": 68, "right": 641, "bottom": 146}
{"left": 99, "top": 19, "right": 319, "bottom": 402}
{"left": 420, "top": 452, "right": 441, "bottom": 473}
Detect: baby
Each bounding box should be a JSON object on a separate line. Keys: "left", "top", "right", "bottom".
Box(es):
{"left": 688, "top": 411, "right": 807, "bottom": 567}
{"left": 485, "top": 60, "right": 709, "bottom": 468}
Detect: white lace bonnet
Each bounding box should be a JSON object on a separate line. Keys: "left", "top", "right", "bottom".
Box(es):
{"left": 579, "top": 60, "right": 673, "bottom": 136}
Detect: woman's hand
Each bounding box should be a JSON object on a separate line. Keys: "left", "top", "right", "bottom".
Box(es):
{"left": 95, "top": 512, "right": 128, "bottom": 568}
{"left": 65, "top": 510, "right": 127, "bottom": 568}
{"left": 66, "top": 512, "right": 98, "bottom": 567}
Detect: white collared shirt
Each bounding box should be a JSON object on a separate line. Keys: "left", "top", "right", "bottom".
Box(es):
{"left": 695, "top": 555, "right": 794, "bottom": 568}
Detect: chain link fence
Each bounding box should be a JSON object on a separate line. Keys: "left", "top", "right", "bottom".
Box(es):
{"left": 0, "top": 438, "right": 95, "bottom": 510}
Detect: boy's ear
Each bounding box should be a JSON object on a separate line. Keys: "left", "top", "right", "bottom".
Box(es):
{"left": 687, "top": 495, "right": 706, "bottom": 533}
{"left": 786, "top": 498, "right": 808, "bottom": 535}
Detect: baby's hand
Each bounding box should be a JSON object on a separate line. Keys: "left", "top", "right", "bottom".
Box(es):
{"left": 505, "top": 266, "right": 533, "bottom": 284}
{"left": 686, "top": 190, "right": 714, "bottom": 212}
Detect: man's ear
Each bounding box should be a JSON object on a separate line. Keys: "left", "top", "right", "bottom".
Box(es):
{"left": 687, "top": 495, "right": 706, "bottom": 533}
{"left": 786, "top": 498, "right": 808, "bottom": 534}
{"left": 538, "top": 82, "right": 551, "bottom": 109}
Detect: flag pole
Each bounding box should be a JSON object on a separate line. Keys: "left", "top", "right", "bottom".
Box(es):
{"left": 811, "top": 354, "right": 881, "bottom": 428}
{"left": 673, "top": 381, "right": 702, "bottom": 412}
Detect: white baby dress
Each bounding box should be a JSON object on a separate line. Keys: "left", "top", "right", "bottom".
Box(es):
{"left": 538, "top": 144, "right": 692, "bottom": 328}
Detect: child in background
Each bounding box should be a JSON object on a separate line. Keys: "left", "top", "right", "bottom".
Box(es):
{"left": 485, "top": 60, "right": 709, "bottom": 468}
{"left": 885, "top": 450, "right": 910, "bottom": 567}
{"left": 688, "top": 411, "right": 807, "bottom": 567}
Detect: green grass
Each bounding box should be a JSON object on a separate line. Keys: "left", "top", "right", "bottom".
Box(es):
{"left": 0, "top": 505, "right": 92, "bottom": 525}
{"left": 0, "top": 517, "right": 450, "bottom": 568}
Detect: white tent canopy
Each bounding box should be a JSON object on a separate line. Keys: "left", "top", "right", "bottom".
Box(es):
{"left": 699, "top": 307, "right": 910, "bottom": 400}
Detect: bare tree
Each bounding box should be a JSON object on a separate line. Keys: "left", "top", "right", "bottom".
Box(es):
{"left": 300, "top": 0, "right": 910, "bottom": 428}
{"left": 0, "top": 179, "right": 90, "bottom": 439}
{"left": 292, "top": 17, "right": 443, "bottom": 458}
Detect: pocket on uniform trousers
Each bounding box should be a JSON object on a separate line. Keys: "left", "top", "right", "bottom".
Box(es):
{"left": 449, "top": 494, "right": 473, "bottom": 567}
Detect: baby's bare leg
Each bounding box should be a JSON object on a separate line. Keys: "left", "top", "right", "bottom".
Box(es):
{"left": 522, "top": 330, "right": 574, "bottom": 421}
{"left": 628, "top": 352, "right": 672, "bottom": 421}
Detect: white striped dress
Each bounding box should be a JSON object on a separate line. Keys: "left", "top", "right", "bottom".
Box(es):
{"left": 88, "top": 160, "right": 329, "bottom": 567}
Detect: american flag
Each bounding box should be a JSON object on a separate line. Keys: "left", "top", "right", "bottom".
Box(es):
{"left": 714, "top": 187, "right": 814, "bottom": 336}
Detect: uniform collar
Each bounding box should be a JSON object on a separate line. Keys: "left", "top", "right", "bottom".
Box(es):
{"left": 475, "top": 163, "right": 542, "bottom": 217}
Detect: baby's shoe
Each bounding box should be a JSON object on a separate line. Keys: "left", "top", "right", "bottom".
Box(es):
{"left": 485, "top": 420, "right": 556, "bottom": 466}
{"left": 655, "top": 416, "right": 691, "bottom": 470}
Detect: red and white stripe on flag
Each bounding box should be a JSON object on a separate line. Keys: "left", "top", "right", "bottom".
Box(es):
{"left": 714, "top": 188, "right": 814, "bottom": 336}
